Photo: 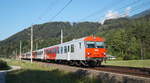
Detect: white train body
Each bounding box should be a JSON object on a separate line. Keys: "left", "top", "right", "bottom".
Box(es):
{"left": 22, "top": 36, "right": 107, "bottom": 66}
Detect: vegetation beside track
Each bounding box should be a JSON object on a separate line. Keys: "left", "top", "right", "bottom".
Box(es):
{"left": 0, "top": 59, "right": 10, "bottom": 70}
{"left": 102, "top": 59, "right": 150, "bottom": 68}
{"left": 3, "top": 59, "right": 100, "bottom": 83}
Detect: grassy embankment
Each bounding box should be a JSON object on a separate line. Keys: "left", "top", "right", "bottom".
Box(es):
{"left": 3, "top": 59, "right": 150, "bottom": 83}
{"left": 3, "top": 59, "right": 99, "bottom": 83}
{"left": 102, "top": 59, "right": 150, "bottom": 68}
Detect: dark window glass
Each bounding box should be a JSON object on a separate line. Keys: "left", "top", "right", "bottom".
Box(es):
{"left": 86, "top": 41, "right": 105, "bottom": 48}
{"left": 71, "top": 44, "right": 74, "bottom": 52}
{"left": 46, "top": 49, "right": 52, "bottom": 54}
{"left": 96, "top": 46, "right": 105, "bottom": 48}
{"left": 53, "top": 48, "right": 56, "bottom": 53}
{"left": 37, "top": 51, "right": 43, "bottom": 55}
{"left": 61, "top": 47, "right": 63, "bottom": 54}
{"left": 57, "top": 48, "right": 59, "bottom": 54}
{"left": 68, "top": 46, "right": 70, "bottom": 52}
{"left": 79, "top": 42, "right": 81, "bottom": 48}
{"left": 86, "top": 42, "right": 95, "bottom": 48}
{"left": 64, "top": 46, "right": 67, "bottom": 53}
{"left": 95, "top": 42, "right": 105, "bottom": 48}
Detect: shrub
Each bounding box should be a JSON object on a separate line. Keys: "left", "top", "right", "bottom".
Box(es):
{"left": 0, "top": 59, "right": 9, "bottom": 70}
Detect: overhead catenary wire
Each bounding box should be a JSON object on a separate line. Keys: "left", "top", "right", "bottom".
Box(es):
{"left": 130, "top": 0, "right": 150, "bottom": 13}
{"left": 79, "top": 0, "right": 147, "bottom": 22}
{"left": 29, "top": 0, "right": 72, "bottom": 62}
{"left": 49, "top": 0, "right": 73, "bottom": 21}
{"left": 32, "top": 0, "right": 61, "bottom": 24}
{"left": 90, "top": 0, "right": 150, "bottom": 35}
{"left": 114, "top": 0, "right": 140, "bottom": 12}
{"left": 96, "top": 0, "right": 150, "bottom": 22}
{"left": 26, "top": 0, "right": 61, "bottom": 62}
{"left": 79, "top": 0, "right": 127, "bottom": 21}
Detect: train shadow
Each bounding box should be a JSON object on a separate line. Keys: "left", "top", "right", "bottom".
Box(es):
{"left": 6, "top": 69, "right": 101, "bottom": 83}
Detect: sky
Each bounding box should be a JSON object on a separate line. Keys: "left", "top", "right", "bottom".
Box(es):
{"left": 0, "top": 0, "right": 150, "bottom": 40}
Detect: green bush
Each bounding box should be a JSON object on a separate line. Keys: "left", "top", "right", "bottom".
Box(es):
{"left": 0, "top": 59, "right": 9, "bottom": 70}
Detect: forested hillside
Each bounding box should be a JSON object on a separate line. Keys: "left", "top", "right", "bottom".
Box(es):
{"left": 0, "top": 13, "right": 150, "bottom": 60}
{"left": 97, "top": 15, "right": 150, "bottom": 60}
{"left": 0, "top": 22, "right": 101, "bottom": 57}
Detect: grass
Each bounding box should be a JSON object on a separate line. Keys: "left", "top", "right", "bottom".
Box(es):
{"left": 3, "top": 59, "right": 100, "bottom": 83}
{"left": 5, "top": 59, "right": 150, "bottom": 83}
{"left": 102, "top": 59, "right": 150, "bottom": 68}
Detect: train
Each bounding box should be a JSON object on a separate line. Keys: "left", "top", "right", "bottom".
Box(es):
{"left": 21, "top": 36, "right": 107, "bottom": 67}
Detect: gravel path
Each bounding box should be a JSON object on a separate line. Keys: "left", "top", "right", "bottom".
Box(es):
{"left": 0, "top": 66, "right": 21, "bottom": 83}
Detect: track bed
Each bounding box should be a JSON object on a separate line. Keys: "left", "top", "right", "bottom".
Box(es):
{"left": 33, "top": 60, "right": 150, "bottom": 78}
{"left": 91, "top": 65, "right": 150, "bottom": 78}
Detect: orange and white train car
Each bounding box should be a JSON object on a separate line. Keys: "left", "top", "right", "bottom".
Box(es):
{"left": 22, "top": 36, "right": 107, "bottom": 66}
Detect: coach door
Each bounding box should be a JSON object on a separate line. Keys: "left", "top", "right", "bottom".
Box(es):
{"left": 67, "top": 45, "right": 71, "bottom": 60}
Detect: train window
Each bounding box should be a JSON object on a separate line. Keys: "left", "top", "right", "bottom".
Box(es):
{"left": 86, "top": 41, "right": 95, "bottom": 48}
{"left": 51, "top": 49, "right": 53, "bottom": 53}
{"left": 95, "top": 42, "right": 105, "bottom": 48}
{"left": 79, "top": 42, "right": 81, "bottom": 48}
{"left": 57, "top": 48, "right": 59, "bottom": 54}
{"left": 64, "top": 46, "right": 67, "bottom": 53}
{"left": 58, "top": 47, "right": 61, "bottom": 54}
{"left": 68, "top": 45, "right": 70, "bottom": 52}
{"left": 53, "top": 48, "right": 56, "bottom": 53}
{"left": 61, "top": 47, "right": 63, "bottom": 54}
{"left": 71, "top": 44, "right": 74, "bottom": 52}
{"left": 46, "top": 49, "right": 52, "bottom": 54}
{"left": 54, "top": 48, "right": 57, "bottom": 53}
{"left": 37, "top": 51, "right": 43, "bottom": 55}
{"left": 86, "top": 41, "right": 105, "bottom": 48}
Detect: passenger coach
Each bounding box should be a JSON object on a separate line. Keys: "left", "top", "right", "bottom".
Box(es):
{"left": 22, "top": 36, "right": 107, "bottom": 66}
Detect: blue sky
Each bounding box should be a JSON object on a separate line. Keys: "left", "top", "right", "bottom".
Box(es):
{"left": 0, "top": 0, "right": 150, "bottom": 40}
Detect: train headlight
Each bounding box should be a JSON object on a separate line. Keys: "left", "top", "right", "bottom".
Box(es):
{"left": 87, "top": 52, "right": 91, "bottom": 55}
{"left": 103, "top": 53, "right": 106, "bottom": 55}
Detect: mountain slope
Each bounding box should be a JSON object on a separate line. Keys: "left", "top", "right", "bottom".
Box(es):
{"left": 0, "top": 22, "right": 101, "bottom": 56}
{"left": 132, "top": 8, "right": 150, "bottom": 18}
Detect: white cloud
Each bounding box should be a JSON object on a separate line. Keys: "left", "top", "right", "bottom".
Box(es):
{"left": 124, "top": 7, "right": 132, "bottom": 16}
{"left": 100, "top": 7, "right": 132, "bottom": 24}
{"left": 126, "top": 7, "right": 131, "bottom": 11}
{"left": 105, "top": 10, "right": 120, "bottom": 20}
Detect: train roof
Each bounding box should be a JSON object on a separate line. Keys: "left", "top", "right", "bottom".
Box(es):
{"left": 23, "top": 36, "right": 105, "bottom": 52}
{"left": 84, "top": 36, "right": 105, "bottom": 42}
{"left": 43, "top": 36, "right": 105, "bottom": 49}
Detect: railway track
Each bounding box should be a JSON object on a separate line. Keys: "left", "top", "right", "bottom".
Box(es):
{"left": 91, "top": 65, "right": 150, "bottom": 78}
{"left": 32, "top": 60, "right": 150, "bottom": 78}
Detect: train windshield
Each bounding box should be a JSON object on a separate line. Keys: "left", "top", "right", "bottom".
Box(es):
{"left": 86, "top": 41, "right": 105, "bottom": 48}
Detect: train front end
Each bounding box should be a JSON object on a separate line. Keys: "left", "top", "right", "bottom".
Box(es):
{"left": 83, "top": 36, "right": 107, "bottom": 66}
